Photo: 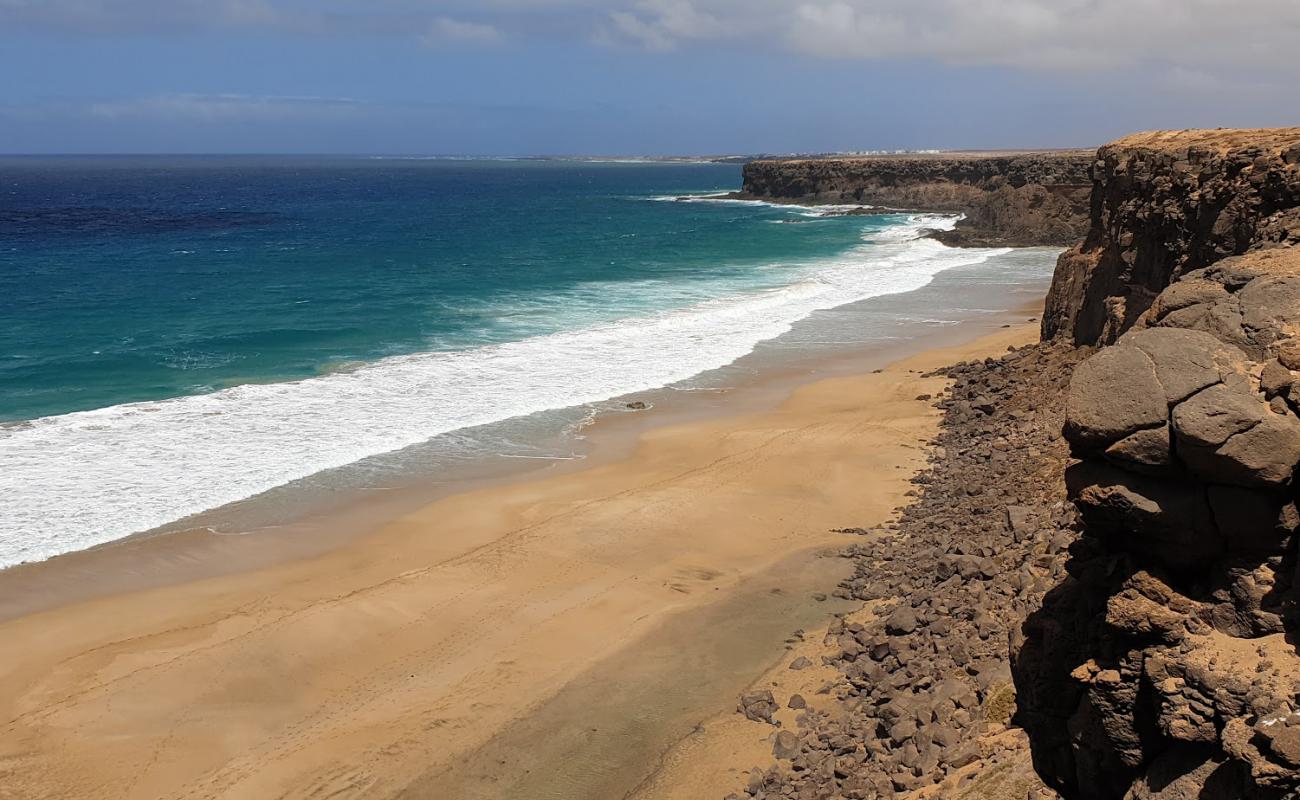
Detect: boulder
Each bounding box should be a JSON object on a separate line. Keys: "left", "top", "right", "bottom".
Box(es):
{"left": 885, "top": 606, "right": 918, "bottom": 635}
{"left": 1173, "top": 384, "right": 1300, "bottom": 487}
{"left": 1065, "top": 345, "right": 1168, "bottom": 451}
{"left": 772, "top": 730, "right": 800, "bottom": 760}
{"left": 1005, "top": 505, "right": 1036, "bottom": 540}
{"left": 1145, "top": 278, "right": 1230, "bottom": 321}
{"left": 1260, "top": 359, "right": 1294, "bottom": 398}
{"left": 1119, "top": 327, "right": 1245, "bottom": 405}
{"left": 1171, "top": 384, "right": 1266, "bottom": 449}
{"left": 1066, "top": 461, "right": 1221, "bottom": 570}
{"left": 739, "top": 690, "right": 779, "bottom": 724}
{"left": 1238, "top": 276, "right": 1300, "bottom": 353}
{"left": 1104, "top": 425, "right": 1174, "bottom": 475}
{"left": 1203, "top": 414, "right": 1300, "bottom": 487}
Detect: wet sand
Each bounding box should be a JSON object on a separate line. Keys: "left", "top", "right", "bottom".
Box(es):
{"left": 0, "top": 319, "right": 1039, "bottom": 800}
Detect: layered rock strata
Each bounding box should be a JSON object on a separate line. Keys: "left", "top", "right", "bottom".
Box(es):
{"left": 1016, "top": 248, "right": 1300, "bottom": 800}
{"left": 739, "top": 152, "right": 1094, "bottom": 247}
{"left": 1016, "top": 130, "right": 1300, "bottom": 799}
{"left": 731, "top": 128, "right": 1300, "bottom": 800}
{"left": 1042, "top": 128, "right": 1300, "bottom": 346}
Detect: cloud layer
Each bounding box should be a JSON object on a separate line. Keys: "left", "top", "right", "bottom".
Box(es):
{"left": 5, "top": 0, "right": 1299, "bottom": 76}
{"left": 601, "top": 0, "right": 1300, "bottom": 74}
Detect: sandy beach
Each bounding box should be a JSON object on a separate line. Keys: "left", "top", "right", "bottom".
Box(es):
{"left": 0, "top": 317, "right": 1039, "bottom": 800}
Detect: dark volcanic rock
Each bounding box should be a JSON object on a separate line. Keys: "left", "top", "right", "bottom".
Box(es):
{"left": 1018, "top": 128, "right": 1300, "bottom": 800}
{"left": 1063, "top": 344, "right": 1167, "bottom": 450}
{"left": 739, "top": 151, "right": 1094, "bottom": 247}
{"left": 1042, "top": 128, "right": 1300, "bottom": 346}
{"left": 739, "top": 690, "right": 779, "bottom": 725}
{"left": 735, "top": 128, "right": 1300, "bottom": 800}
{"left": 732, "top": 339, "right": 1085, "bottom": 799}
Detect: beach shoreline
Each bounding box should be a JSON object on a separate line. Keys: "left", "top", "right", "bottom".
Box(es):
{"left": 0, "top": 284, "right": 1048, "bottom": 622}
{"left": 0, "top": 304, "right": 1041, "bottom": 800}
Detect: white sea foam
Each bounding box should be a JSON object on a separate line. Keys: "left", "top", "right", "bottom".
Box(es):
{"left": 0, "top": 216, "right": 1007, "bottom": 567}
{"left": 650, "top": 193, "right": 889, "bottom": 218}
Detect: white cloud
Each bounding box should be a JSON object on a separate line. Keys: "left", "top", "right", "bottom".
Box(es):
{"left": 600, "top": 0, "right": 737, "bottom": 50}
{"left": 597, "top": 0, "right": 1300, "bottom": 76}
{"left": 421, "top": 16, "right": 505, "bottom": 46}
{"left": 604, "top": 10, "right": 673, "bottom": 50}
{"left": 4, "top": 0, "right": 1300, "bottom": 78}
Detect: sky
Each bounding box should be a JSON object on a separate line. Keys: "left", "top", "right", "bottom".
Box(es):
{"left": 3, "top": 0, "right": 1299, "bottom": 155}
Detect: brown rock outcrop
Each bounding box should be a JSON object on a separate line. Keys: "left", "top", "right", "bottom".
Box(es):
{"left": 1042, "top": 128, "right": 1300, "bottom": 346}
{"left": 739, "top": 152, "right": 1094, "bottom": 247}
{"left": 1016, "top": 129, "right": 1300, "bottom": 800}
{"left": 731, "top": 128, "right": 1300, "bottom": 800}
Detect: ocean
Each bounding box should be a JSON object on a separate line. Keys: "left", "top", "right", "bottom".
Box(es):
{"left": 0, "top": 156, "right": 1057, "bottom": 567}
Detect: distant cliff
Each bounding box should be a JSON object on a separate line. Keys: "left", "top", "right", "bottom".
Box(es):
{"left": 1042, "top": 129, "right": 1300, "bottom": 345}
{"left": 739, "top": 152, "right": 1094, "bottom": 247}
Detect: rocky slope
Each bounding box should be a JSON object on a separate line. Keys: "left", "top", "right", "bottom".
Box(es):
{"left": 1042, "top": 128, "right": 1300, "bottom": 346}
{"left": 729, "top": 128, "right": 1300, "bottom": 800}
{"left": 729, "top": 340, "right": 1084, "bottom": 800}
{"left": 739, "top": 152, "right": 1094, "bottom": 247}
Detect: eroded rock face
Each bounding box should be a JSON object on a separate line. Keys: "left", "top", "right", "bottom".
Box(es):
{"left": 739, "top": 152, "right": 1095, "bottom": 247}
{"left": 732, "top": 129, "right": 1300, "bottom": 800}
{"left": 1017, "top": 133, "right": 1300, "bottom": 799}
{"left": 1042, "top": 128, "right": 1300, "bottom": 346}
{"left": 1139, "top": 248, "right": 1300, "bottom": 361}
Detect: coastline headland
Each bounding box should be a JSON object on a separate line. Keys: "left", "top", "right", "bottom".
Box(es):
{"left": 721, "top": 127, "right": 1300, "bottom": 800}
{"left": 5, "top": 128, "right": 1300, "bottom": 800}
{"left": 736, "top": 150, "right": 1095, "bottom": 248}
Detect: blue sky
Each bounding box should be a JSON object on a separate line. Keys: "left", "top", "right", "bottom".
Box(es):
{"left": 3, "top": 0, "right": 1298, "bottom": 155}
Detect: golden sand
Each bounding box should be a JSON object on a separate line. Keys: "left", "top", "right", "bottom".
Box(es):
{"left": 0, "top": 322, "right": 1038, "bottom": 800}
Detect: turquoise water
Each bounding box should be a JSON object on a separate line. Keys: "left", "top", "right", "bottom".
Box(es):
{"left": 3, "top": 157, "right": 888, "bottom": 421}
{"left": 0, "top": 157, "right": 1042, "bottom": 567}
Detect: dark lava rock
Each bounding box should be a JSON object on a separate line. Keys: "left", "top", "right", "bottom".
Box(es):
{"left": 738, "top": 690, "right": 779, "bottom": 725}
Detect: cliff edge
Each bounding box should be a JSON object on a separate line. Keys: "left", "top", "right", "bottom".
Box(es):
{"left": 739, "top": 151, "right": 1094, "bottom": 247}
{"left": 1042, "top": 128, "right": 1300, "bottom": 346}
{"left": 728, "top": 128, "right": 1300, "bottom": 800}
{"left": 1017, "top": 128, "right": 1300, "bottom": 799}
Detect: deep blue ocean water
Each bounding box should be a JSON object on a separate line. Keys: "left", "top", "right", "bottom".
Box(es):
{"left": 0, "top": 157, "right": 1051, "bottom": 567}
{"left": 1, "top": 157, "right": 890, "bottom": 421}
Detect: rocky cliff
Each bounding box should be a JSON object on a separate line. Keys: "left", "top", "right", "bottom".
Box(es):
{"left": 1042, "top": 129, "right": 1300, "bottom": 346}
{"left": 739, "top": 152, "right": 1094, "bottom": 247}
{"left": 727, "top": 130, "right": 1300, "bottom": 800}
{"left": 1016, "top": 129, "right": 1300, "bottom": 799}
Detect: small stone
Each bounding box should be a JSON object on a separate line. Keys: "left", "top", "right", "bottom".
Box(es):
{"left": 738, "top": 690, "right": 779, "bottom": 724}
{"left": 772, "top": 730, "right": 800, "bottom": 760}
{"left": 1261, "top": 359, "right": 1295, "bottom": 398}
{"left": 885, "top": 606, "right": 919, "bottom": 635}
